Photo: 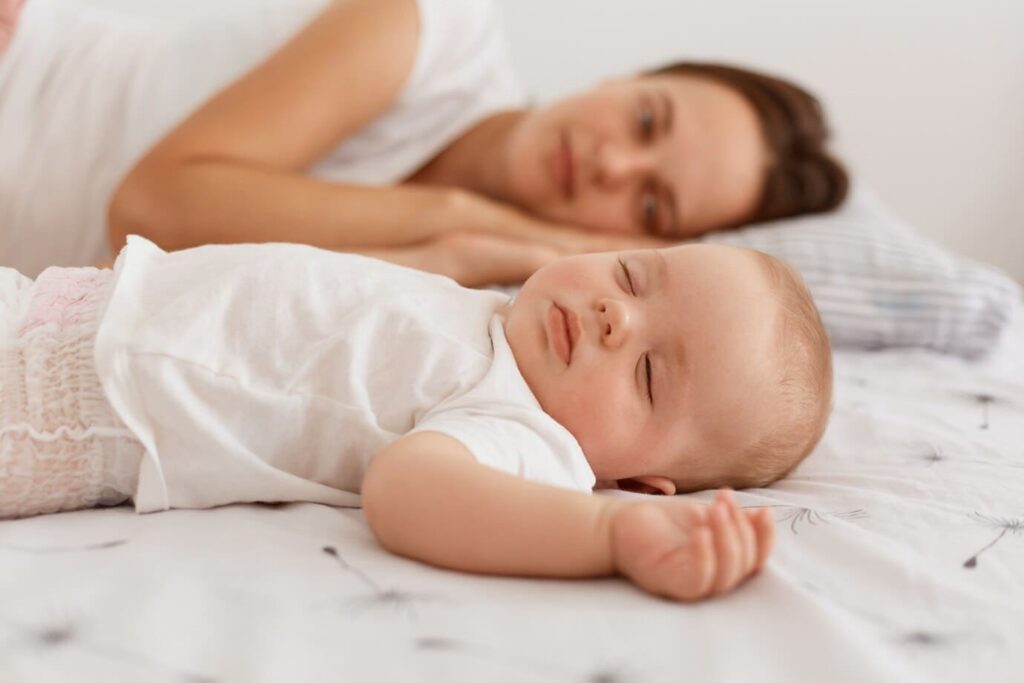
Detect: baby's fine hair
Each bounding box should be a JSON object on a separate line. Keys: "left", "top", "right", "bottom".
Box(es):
{"left": 722, "top": 251, "right": 833, "bottom": 490}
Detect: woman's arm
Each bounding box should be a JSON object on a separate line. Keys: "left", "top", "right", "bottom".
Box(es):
{"left": 109, "top": 0, "right": 665, "bottom": 262}
{"left": 362, "top": 431, "right": 775, "bottom": 601}
{"left": 109, "top": 0, "right": 442, "bottom": 252}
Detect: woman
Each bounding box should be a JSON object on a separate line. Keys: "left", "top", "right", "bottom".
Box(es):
{"left": 0, "top": 0, "right": 847, "bottom": 285}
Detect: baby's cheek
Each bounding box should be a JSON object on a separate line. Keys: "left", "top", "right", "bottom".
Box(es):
{"left": 561, "top": 388, "right": 635, "bottom": 462}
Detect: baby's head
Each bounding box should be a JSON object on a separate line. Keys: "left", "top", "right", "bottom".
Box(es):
{"left": 502, "top": 244, "right": 832, "bottom": 495}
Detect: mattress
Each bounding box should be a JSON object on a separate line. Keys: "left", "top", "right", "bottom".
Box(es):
{"left": 2, "top": 303, "right": 1022, "bottom": 683}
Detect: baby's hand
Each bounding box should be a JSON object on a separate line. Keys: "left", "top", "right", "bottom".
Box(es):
{"left": 609, "top": 489, "right": 774, "bottom": 602}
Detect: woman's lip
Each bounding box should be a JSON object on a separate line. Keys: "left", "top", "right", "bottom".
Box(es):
{"left": 547, "top": 302, "right": 573, "bottom": 366}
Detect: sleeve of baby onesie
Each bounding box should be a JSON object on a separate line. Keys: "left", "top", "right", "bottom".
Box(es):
{"left": 411, "top": 408, "right": 597, "bottom": 493}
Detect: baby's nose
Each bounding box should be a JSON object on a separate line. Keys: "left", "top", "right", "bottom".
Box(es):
{"left": 597, "top": 298, "right": 631, "bottom": 349}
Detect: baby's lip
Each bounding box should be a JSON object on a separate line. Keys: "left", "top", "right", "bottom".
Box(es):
{"left": 564, "top": 306, "right": 581, "bottom": 357}
{"left": 547, "top": 302, "right": 575, "bottom": 366}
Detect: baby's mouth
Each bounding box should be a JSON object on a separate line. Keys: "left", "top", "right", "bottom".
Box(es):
{"left": 548, "top": 303, "right": 574, "bottom": 366}
{"left": 563, "top": 306, "right": 580, "bottom": 356}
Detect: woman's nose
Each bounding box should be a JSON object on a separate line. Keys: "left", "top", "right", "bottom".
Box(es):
{"left": 595, "top": 143, "right": 654, "bottom": 188}
{"left": 597, "top": 298, "right": 632, "bottom": 349}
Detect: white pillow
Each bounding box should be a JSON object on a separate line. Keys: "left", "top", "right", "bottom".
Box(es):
{"left": 699, "top": 185, "right": 1022, "bottom": 359}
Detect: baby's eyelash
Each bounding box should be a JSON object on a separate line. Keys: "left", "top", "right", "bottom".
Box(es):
{"left": 645, "top": 354, "right": 653, "bottom": 403}
{"left": 618, "top": 258, "right": 635, "bottom": 295}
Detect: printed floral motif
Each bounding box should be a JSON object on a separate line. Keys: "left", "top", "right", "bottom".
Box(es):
{"left": 762, "top": 505, "right": 869, "bottom": 535}
{"left": 964, "top": 513, "right": 1024, "bottom": 569}
{"left": 321, "top": 545, "right": 446, "bottom": 620}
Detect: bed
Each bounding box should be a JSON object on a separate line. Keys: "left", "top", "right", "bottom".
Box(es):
{"left": 1, "top": 300, "right": 1021, "bottom": 682}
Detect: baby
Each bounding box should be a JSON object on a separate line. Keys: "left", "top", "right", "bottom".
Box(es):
{"left": 0, "top": 236, "right": 831, "bottom": 602}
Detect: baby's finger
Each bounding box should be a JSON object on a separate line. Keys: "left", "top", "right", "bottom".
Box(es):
{"left": 752, "top": 508, "right": 776, "bottom": 571}
{"left": 743, "top": 508, "right": 773, "bottom": 572}
{"left": 725, "top": 492, "right": 757, "bottom": 576}
{"left": 710, "top": 498, "right": 743, "bottom": 595}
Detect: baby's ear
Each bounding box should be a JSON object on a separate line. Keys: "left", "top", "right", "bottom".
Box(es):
{"left": 616, "top": 476, "right": 677, "bottom": 496}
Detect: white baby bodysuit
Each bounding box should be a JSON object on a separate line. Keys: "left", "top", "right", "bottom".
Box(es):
{"left": 94, "top": 237, "right": 595, "bottom": 514}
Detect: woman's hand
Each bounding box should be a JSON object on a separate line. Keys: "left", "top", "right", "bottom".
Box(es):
{"left": 399, "top": 218, "right": 672, "bottom": 288}
{"left": 609, "top": 489, "right": 775, "bottom": 602}
{"left": 348, "top": 232, "right": 560, "bottom": 287}
{"left": 455, "top": 190, "right": 678, "bottom": 258}
{"left": 421, "top": 232, "right": 563, "bottom": 287}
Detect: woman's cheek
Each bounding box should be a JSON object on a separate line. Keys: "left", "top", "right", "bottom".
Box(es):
{"left": 573, "top": 195, "right": 639, "bottom": 236}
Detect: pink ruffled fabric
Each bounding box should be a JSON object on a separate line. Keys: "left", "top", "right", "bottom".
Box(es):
{"left": 18, "top": 266, "right": 110, "bottom": 336}
{"left": 1, "top": 266, "right": 143, "bottom": 519}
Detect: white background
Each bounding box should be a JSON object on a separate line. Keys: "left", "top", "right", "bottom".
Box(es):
{"left": 78, "top": 0, "right": 1024, "bottom": 282}
{"left": 497, "top": 0, "right": 1024, "bottom": 282}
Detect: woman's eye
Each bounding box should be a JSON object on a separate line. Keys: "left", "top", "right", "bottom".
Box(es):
{"left": 618, "top": 258, "right": 635, "bottom": 295}
{"left": 638, "top": 102, "right": 654, "bottom": 141}
{"left": 642, "top": 193, "right": 658, "bottom": 231}
{"left": 644, "top": 354, "right": 654, "bottom": 403}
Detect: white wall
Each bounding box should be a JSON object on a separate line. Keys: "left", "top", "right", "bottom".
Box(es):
{"left": 497, "top": 0, "right": 1024, "bottom": 282}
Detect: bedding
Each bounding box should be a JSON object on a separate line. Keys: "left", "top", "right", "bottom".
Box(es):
{"left": 1, "top": 302, "right": 1022, "bottom": 682}
{"left": 700, "top": 185, "right": 1022, "bottom": 359}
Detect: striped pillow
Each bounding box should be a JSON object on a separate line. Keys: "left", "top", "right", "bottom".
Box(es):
{"left": 700, "top": 186, "right": 1021, "bottom": 359}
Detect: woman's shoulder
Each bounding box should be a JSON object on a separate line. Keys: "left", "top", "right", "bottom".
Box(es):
{"left": 409, "top": 0, "right": 512, "bottom": 85}
{"left": 414, "top": 0, "right": 502, "bottom": 33}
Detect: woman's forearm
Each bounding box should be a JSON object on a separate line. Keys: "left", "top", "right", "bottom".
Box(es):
{"left": 362, "top": 431, "right": 627, "bottom": 578}
{"left": 106, "top": 0, "right": 433, "bottom": 253}
{"left": 108, "top": 159, "right": 472, "bottom": 253}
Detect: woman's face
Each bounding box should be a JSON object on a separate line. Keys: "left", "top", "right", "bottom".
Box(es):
{"left": 503, "top": 74, "right": 769, "bottom": 238}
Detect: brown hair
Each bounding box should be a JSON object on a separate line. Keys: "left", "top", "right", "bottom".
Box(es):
{"left": 648, "top": 62, "right": 849, "bottom": 226}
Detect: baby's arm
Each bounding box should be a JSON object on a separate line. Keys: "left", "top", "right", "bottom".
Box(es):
{"left": 362, "top": 432, "right": 774, "bottom": 602}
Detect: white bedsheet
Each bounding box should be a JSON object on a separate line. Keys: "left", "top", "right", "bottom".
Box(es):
{"left": 2, "top": 305, "right": 1022, "bottom": 682}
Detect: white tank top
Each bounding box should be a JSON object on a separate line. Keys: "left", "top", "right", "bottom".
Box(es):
{"left": 0, "top": 0, "right": 526, "bottom": 276}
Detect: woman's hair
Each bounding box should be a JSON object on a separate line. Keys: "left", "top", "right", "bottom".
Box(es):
{"left": 648, "top": 62, "right": 849, "bottom": 226}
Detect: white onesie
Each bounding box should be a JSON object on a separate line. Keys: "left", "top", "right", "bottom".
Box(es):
{"left": 94, "top": 237, "right": 595, "bottom": 514}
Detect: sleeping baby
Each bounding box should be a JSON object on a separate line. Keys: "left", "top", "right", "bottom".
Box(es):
{"left": 0, "top": 236, "right": 831, "bottom": 602}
